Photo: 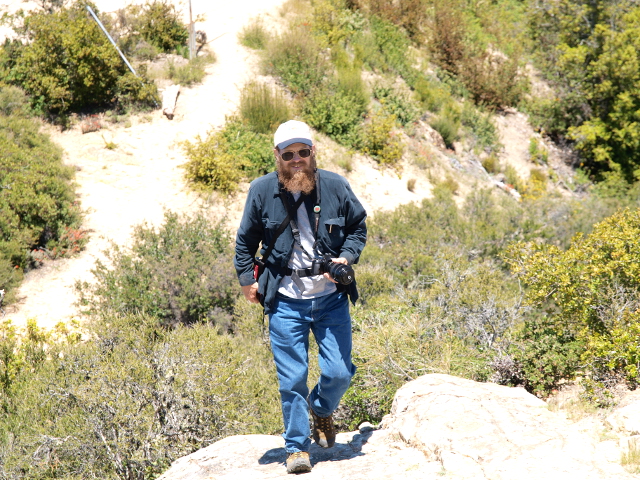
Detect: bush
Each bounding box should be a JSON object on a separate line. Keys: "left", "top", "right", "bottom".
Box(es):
{"left": 166, "top": 54, "right": 215, "bottom": 86}
{"left": 77, "top": 211, "right": 238, "bottom": 329}
{"left": 0, "top": 313, "right": 281, "bottom": 480}
{"left": 353, "top": 0, "right": 428, "bottom": 41}
{"left": 0, "top": 85, "right": 30, "bottom": 116}
{"left": 238, "top": 18, "right": 269, "bottom": 50}
{"left": 410, "top": 72, "right": 451, "bottom": 112}
{"left": 181, "top": 117, "right": 273, "bottom": 193}
{"left": 312, "top": 0, "right": 366, "bottom": 47}
{"left": 430, "top": 102, "right": 460, "bottom": 148}
{"left": 302, "top": 82, "right": 366, "bottom": 145}
{"left": 112, "top": 0, "right": 189, "bottom": 54}
{"left": 457, "top": 48, "right": 527, "bottom": 110}
{"left": 239, "top": 82, "right": 290, "bottom": 135}
{"left": 368, "top": 15, "right": 411, "bottom": 75}
{"left": 460, "top": 103, "right": 500, "bottom": 154}
{"left": 262, "top": 29, "right": 328, "bottom": 95}
{"left": 359, "top": 110, "right": 404, "bottom": 164}
{"left": 0, "top": 110, "right": 82, "bottom": 302}
{"left": 427, "top": 0, "right": 466, "bottom": 74}
{"left": 372, "top": 81, "right": 419, "bottom": 126}
{"left": 0, "top": 1, "right": 158, "bottom": 115}
{"left": 506, "top": 208, "right": 640, "bottom": 395}
{"left": 511, "top": 316, "right": 583, "bottom": 396}
{"left": 528, "top": 137, "right": 548, "bottom": 164}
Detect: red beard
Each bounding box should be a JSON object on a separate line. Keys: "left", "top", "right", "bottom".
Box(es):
{"left": 277, "top": 158, "right": 316, "bottom": 194}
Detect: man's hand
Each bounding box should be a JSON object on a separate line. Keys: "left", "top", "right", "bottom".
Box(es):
{"left": 242, "top": 282, "right": 260, "bottom": 304}
{"left": 323, "top": 257, "right": 348, "bottom": 283}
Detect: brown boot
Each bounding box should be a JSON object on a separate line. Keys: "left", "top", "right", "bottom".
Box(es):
{"left": 310, "top": 408, "right": 336, "bottom": 448}
{"left": 286, "top": 451, "right": 311, "bottom": 474}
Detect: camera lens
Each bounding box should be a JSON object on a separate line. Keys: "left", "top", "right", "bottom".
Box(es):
{"left": 328, "top": 262, "right": 354, "bottom": 285}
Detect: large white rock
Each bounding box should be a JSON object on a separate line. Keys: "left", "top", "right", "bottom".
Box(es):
{"left": 156, "top": 374, "right": 634, "bottom": 480}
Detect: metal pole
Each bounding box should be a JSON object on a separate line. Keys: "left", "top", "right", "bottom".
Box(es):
{"left": 86, "top": 5, "right": 138, "bottom": 77}
{"left": 189, "top": 0, "right": 195, "bottom": 60}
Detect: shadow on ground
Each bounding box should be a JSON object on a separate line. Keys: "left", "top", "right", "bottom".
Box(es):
{"left": 258, "top": 429, "right": 374, "bottom": 467}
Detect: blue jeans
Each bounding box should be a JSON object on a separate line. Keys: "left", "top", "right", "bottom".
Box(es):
{"left": 269, "top": 290, "right": 356, "bottom": 453}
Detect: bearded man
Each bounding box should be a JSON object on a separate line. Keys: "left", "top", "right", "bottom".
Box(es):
{"left": 234, "top": 120, "right": 367, "bottom": 474}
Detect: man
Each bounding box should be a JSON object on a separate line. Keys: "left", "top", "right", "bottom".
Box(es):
{"left": 234, "top": 120, "right": 367, "bottom": 474}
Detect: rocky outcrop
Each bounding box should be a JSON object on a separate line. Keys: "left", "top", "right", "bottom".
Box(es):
{"left": 157, "top": 374, "right": 635, "bottom": 479}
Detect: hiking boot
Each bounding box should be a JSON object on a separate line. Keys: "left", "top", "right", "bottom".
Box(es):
{"left": 310, "top": 408, "right": 336, "bottom": 448}
{"left": 286, "top": 451, "right": 311, "bottom": 474}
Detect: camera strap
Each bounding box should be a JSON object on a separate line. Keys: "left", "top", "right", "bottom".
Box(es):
{"left": 279, "top": 190, "right": 317, "bottom": 262}
{"left": 255, "top": 193, "right": 305, "bottom": 273}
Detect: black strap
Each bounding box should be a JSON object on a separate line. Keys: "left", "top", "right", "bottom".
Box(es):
{"left": 255, "top": 193, "right": 305, "bottom": 269}
{"left": 279, "top": 191, "right": 317, "bottom": 261}
{"left": 281, "top": 264, "right": 322, "bottom": 278}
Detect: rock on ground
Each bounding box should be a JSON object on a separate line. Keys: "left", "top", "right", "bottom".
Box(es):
{"left": 156, "top": 374, "right": 634, "bottom": 480}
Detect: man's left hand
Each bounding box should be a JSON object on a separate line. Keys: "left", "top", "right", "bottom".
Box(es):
{"left": 324, "top": 257, "right": 348, "bottom": 283}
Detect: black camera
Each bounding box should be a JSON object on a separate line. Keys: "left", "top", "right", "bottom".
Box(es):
{"left": 316, "top": 254, "right": 355, "bottom": 285}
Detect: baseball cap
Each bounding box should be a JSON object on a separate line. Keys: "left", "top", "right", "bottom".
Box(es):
{"left": 273, "top": 120, "right": 313, "bottom": 150}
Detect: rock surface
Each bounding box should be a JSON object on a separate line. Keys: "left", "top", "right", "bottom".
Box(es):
{"left": 157, "top": 374, "right": 635, "bottom": 479}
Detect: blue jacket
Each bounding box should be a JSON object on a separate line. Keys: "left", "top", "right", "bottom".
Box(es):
{"left": 234, "top": 169, "right": 367, "bottom": 314}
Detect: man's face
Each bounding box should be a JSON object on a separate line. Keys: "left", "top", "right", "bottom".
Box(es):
{"left": 275, "top": 142, "right": 317, "bottom": 194}
{"left": 275, "top": 142, "right": 315, "bottom": 176}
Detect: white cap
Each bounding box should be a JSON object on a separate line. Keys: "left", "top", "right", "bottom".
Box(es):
{"left": 273, "top": 120, "right": 313, "bottom": 149}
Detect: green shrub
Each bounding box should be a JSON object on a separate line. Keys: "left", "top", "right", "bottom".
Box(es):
{"left": 239, "top": 82, "right": 290, "bottom": 135}
{"left": 0, "top": 112, "right": 82, "bottom": 301}
{"left": 528, "top": 137, "right": 548, "bottom": 165}
{"left": 411, "top": 72, "right": 450, "bottom": 112}
{"left": 0, "top": 85, "right": 30, "bottom": 116}
{"left": 372, "top": 82, "right": 419, "bottom": 126}
{"left": 506, "top": 208, "right": 640, "bottom": 395}
{"left": 481, "top": 154, "right": 500, "bottom": 173}
{"left": 353, "top": 0, "right": 428, "bottom": 41}
{"left": 504, "top": 164, "right": 524, "bottom": 191}
{"left": 302, "top": 82, "right": 366, "bottom": 145}
{"left": 460, "top": 103, "right": 500, "bottom": 153}
{"left": 0, "top": 313, "right": 281, "bottom": 480}
{"left": 334, "top": 48, "right": 369, "bottom": 111}
{"left": 430, "top": 103, "right": 460, "bottom": 148}
{"left": 359, "top": 110, "right": 404, "bottom": 164}
{"left": 77, "top": 211, "right": 238, "bottom": 329}
{"left": 312, "top": 0, "right": 366, "bottom": 47}
{"left": 166, "top": 54, "right": 215, "bottom": 86}
{"left": 512, "top": 316, "right": 583, "bottom": 396}
{"left": 181, "top": 117, "right": 273, "bottom": 193}
{"left": 238, "top": 18, "right": 269, "bottom": 50}
{"left": 262, "top": 30, "right": 328, "bottom": 95}
{"left": 0, "top": 1, "right": 158, "bottom": 115}
{"left": 527, "top": 1, "right": 640, "bottom": 185}
{"left": 129, "top": 0, "right": 189, "bottom": 52}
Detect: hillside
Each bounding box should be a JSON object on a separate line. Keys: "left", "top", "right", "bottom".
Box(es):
{"left": 1, "top": 0, "right": 569, "bottom": 330}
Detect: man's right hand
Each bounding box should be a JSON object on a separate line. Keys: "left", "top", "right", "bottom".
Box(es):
{"left": 241, "top": 282, "right": 260, "bottom": 304}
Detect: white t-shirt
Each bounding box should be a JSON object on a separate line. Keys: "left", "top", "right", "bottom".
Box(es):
{"left": 278, "top": 192, "right": 337, "bottom": 299}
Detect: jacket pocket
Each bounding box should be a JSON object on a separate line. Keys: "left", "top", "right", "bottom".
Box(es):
{"left": 324, "top": 217, "right": 345, "bottom": 250}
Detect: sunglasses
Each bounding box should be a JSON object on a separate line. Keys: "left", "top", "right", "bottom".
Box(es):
{"left": 280, "top": 148, "right": 312, "bottom": 161}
